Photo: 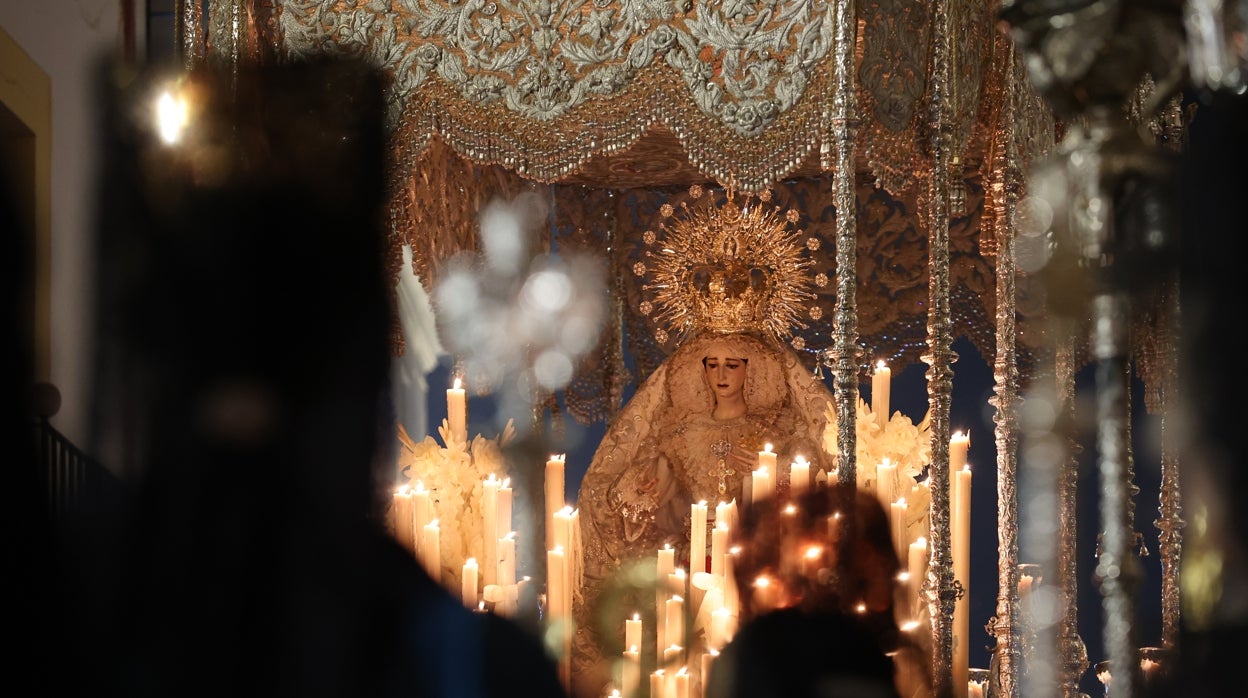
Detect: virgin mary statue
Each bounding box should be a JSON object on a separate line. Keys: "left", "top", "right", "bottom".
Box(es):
{"left": 570, "top": 188, "right": 837, "bottom": 696}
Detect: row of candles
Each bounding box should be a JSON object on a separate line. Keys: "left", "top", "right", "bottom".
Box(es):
{"left": 412, "top": 365, "right": 986, "bottom": 696}
{"left": 390, "top": 473, "right": 525, "bottom": 614}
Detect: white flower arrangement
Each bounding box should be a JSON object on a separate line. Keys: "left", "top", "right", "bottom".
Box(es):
{"left": 396, "top": 417, "right": 516, "bottom": 588}
{"left": 823, "top": 397, "right": 932, "bottom": 541}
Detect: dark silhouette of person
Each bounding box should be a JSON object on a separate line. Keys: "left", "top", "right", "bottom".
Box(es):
{"left": 77, "top": 57, "right": 564, "bottom": 698}
{"left": 707, "top": 484, "right": 931, "bottom": 698}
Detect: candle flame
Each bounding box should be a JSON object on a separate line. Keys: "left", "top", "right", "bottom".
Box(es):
{"left": 804, "top": 545, "right": 822, "bottom": 559}
{"left": 917, "top": 536, "right": 927, "bottom": 546}
{"left": 876, "top": 360, "right": 887, "bottom": 371}
{"left": 763, "top": 443, "right": 774, "bottom": 453}
{"left": 783, "top": 504, "right": 797, "bottom": 515}
{"left": 753, "top": 575, "right": 771, "bottom": 588}
{"left": 855, "top": 602, "right": 867, "bottom": 613}
{"left": 453, "top": 377, "right": 462, "bottom": 390}
{"left": 897, "top": 571, "right": 910, "bottom": 582}
{"left": 633, "top": 612, "right": 640, "bottom": 621}
{"left": 901, "top": 620, "right": 921, "bottom": 632}
{"left": 896, "top": 496, "right": 907, "bottom": 506}
{"left": 466, "top": 557, "right": 477, "bottom": 566}
{"left": 962, "top": 464, "right": 971, "bottom": 473}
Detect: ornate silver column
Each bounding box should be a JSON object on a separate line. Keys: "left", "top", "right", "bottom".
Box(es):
{"left": 827, "top": 0, "right": 860, "bottom": 490}
{"left": 924, "top": 0, "right": 957, "bottom": 692}
{"left": 175, "top": 0, "right": 205, "bottom": 69}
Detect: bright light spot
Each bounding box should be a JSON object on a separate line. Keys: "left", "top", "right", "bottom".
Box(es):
{"left": 753, "top": 576, "right": 771, "bottom": 588}
{"left": 534, "top": 349, "right": 573, "bottom": 390}
{"left": 522, "top": 269, "right": 572, "bottom": 313}
{"left": 804, "top": 546, "right": 822, "bottom": 560}
{"left": 155, "top": 90, "right": 189, "bottom": 145}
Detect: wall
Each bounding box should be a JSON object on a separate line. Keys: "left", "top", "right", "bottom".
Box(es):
{"left": 0, "top": 2, "right": 121, "bottom": 447}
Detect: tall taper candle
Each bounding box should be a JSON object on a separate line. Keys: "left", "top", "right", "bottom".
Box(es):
{"left": 496, "top": 478, "right": 513, "bottom": 543}
{"left": 413, "top": 482, "right": 433, "bottom": 551}
{"left": 790, "top": 456, "right": 810, "bottom": 497}
{"left": 482, "top": 475, "right": 499, "bottom": 586}
{"left": 623, "top": 647, "right": 641, "bottom": 698}
{"left": 461, "top": 557, "right": 479, "bottom": 608}
{"left": 421, "top": 519, "right": 441, "bottom": 582}
{"left": 953, "top": 464, "right": 972, "bottom": 698}
{"left": 447, "top": 377, "right": 467, "bottom": 443}
{"left": 545, "top": 454, "right": 565, "bottom": 551}
{"left": 690, "top": 501, "right": 708, "bottom": 574}
{"left": 392, "top": 486, "right": 414, "bottom": 554}
{"left": 710, "top": 522, "right": 729, "bottom": 578}
{"left": 891, "top": 497, "right": 908, "bottom": 561}
{"left": 872, "top": 360, "right": 891, "bottom": 427}
{"left": 656, "top": 545, "right": 675, "bottom": 662}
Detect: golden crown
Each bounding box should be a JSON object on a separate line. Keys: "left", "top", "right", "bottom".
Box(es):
{"left": 635, "top": 185, "right": 816, "bottom": 344}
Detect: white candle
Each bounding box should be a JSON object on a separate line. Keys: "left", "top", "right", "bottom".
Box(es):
{"left": 482, "top": 475, "right": 499, "bottom": 586}
{"left": 709, "top": 607, "right": 730, "bottom": 650}
{"left": 650, "top": 671, "right": 664, "bottom": 698}
{"left": 710, "top": 522, "right": 729, "bottom": 578}
{"left": 872, "top": 360, "right": 891, "bottom": 426}
{"left": 690, "top": 501, "right": 708, "bottom": 574}
{"left": 656, "top": 546, "right": 675, "bottom": 662}
{"left": 545, "top": 454, "right": 565, "bottom": 552}
{"left": 496, "top": 478, "right": 513, "bottom": 543}
{"left": 391, "top": 486, "right": 415, "bottom": 554}
{"left": 969, "top": 682, "right": 984, "bottom": 698}
{"left": 673, "top": 667, "right": 689, "bottom": 698}
{"left": 876, "top": 458, "right": 897, "bottom": 512}
{"left": 752, "top": 467, "right": 771, "bottom": 503}
{"left": 553, "top": 505, "right": 576, "bottom": 558}
{"left": 790, "top": 456, "right": 810, "bottom": 497}
{"left": 447, "top": 377, "right": 467, "bottom": 443}
{"left": 757, "top": 442, "right": 777, "bottom": 470}
{"left": 626, "top": 613, "right": 642, "bottom": 653}
{"left": 498, "top": 532, "right": 516, "bottom": 586}
{"left": 952, "top": 465, "right": 972, "bottom": 698}
{"left": 421, "top": 519, "right": 441, "bottom": 582}
{"left": 909, "top": 537, "right": 929, "bottom": 601}
{"left": 702, "top": 652, "right": 718, "bottom": 696}
{"left": 461, "top": 557, "right": 478, "bottom": 608}
{"left": 547, "top": 547, "right": 566, "bottom": 618}
{"left": 950, "top": 431, "right": 970, "bottom": 475}
{"left": 622, "top": 647, "right": 641, "bottom": 698}
{"left": 724, "top": 547, "right": 739, "bottom": 619}
{"left": 891, "top": 497, "right": 908, "bottom": 560}
{"left": 665, "top": 595, "right": 685, "bottom": 656}
{"left": 413, "top": 481, "right": 433, "bottom": 550}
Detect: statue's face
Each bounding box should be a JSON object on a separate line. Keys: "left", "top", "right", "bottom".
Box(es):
{"left": 703, "top": 342, "right": 748, "bottom": 403}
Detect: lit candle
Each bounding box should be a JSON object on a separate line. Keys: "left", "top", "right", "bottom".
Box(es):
{"left": 665, "top": 595, "right": 685, "bottom": 656}
{"left": 547, "top": 547, "right": 566, "bottom": 618}
{"left": 496, "top": 478, "right": 513, "bottom": 543}
{"left": 622, "top": 646, "right": 641, "bottom": 698}
{"left": 950, "top": 430, "right": 970, "bottom": 476}
{"left": 872, "top": 360, "right": 891, "bottom": 426}
{"left": 908, "top": 537, "right": 929, "bottom": 601}
{"left": 626, "top": 613, "right": 642, "bottom": 653}
{"left": 710, "top": 522, "right": 729, "bottom": 578}
{"left": 673, "top": 667, "right": 689, "bottom": 698}
{"left": 656, "top": 545, "right": 675, "bottom": 662}
{"left": 690, "top": 501, "right": 708, "bottom": 574}
{"left": 650, "top": 671, "right": 664, "bottom": 698}
{"left": 413, "top": 481, "right": 433, "bottom": 550}
{"left": 461, "top": 557, "right": 478, "bottom": 608}
{"left": 952, "top": 464, "right": 972, "bottom": 698}
{"left": 876, "top": 458, "right": 897, "bottom": 512}
{"left": 752, "top": 466, "right": 771, "bottom": 503}
{"left": 482, "top": 475, "right": 499, "bottom": 586}
{"left": 545, "top": 454, "right": 566, "bottom": 552}
{"left": 553, "top": 505, "right": 576, "bottom": 559}
{"left": 709, "top": 607, "right": 730, "bottom": 650}
{"left": 891, "top": 497, "right": 908, "bottom": 560}
{"left": 421, "top": 519, "right": 441, "bottom": 582}
{"left": 447, "top": 377, "right": 467, "bottom": 443}
{"left": 753, "top": 444, "right": 773, "bottom": 476}
{"left": 498, "top": 532, "right": 516, "bottom": 586}
{"left": 702, "top": 651, "right": 718, "bottom": 696}
{"left": 391, "top": 486, "right": 415, "bottom": 554}
{"left": 790, "top": 456, "right": 810, "bottom": 496}
{"left": 724, "top": 547, "right": 740, "bottom": 619}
